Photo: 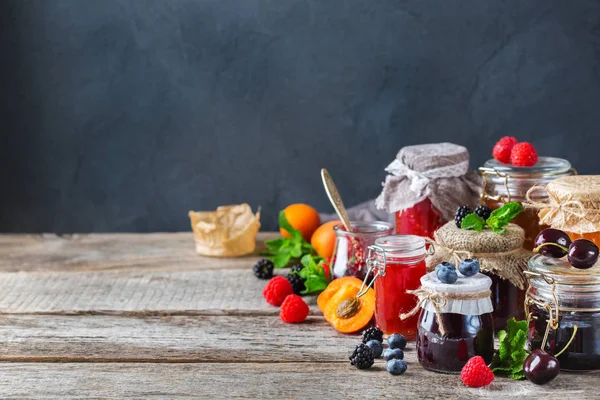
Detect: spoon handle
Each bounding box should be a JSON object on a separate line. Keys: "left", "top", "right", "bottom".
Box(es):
{"left": 321, "top": 168, "right": 353, "bottom": 232}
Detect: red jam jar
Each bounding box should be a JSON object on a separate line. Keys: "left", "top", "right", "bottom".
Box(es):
{"left": 331, "top": 221, "right": 394, "bottom": 280}
{"left": 415, "top": 272, "right": 494, "bottom": 373}
{"left": 395, "top": 198, "right": 444, "bottom": 239}
{"left": 365, "top": 235, "right": 429, "bottom": 338}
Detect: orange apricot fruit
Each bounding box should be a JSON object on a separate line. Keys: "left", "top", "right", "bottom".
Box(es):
{"left": 318, "top": 277, "right": 374, "bottom": 333}
{"left": 311, "top": 220, "right": 340, "bottom": 260}
{"left": 280, "top": 203, "right": 321, "bottom": 242}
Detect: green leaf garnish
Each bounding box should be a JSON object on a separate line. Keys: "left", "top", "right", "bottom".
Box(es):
{"left": 491, "top": 317, "right": 528, "bottom": 380}
{"left": 298, "top": 253, "right": 330, "bottom": 294}
{"left": 486, "top": 202, "right": 523, "bottom": 233}
{"left": 461, "top": 213, "right": 485, "bottom": 232}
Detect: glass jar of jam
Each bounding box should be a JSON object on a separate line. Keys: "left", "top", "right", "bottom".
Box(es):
{"left": 395, "top": 198, "right": 444, "bottom": 239}
{"left": 331, "top": 221, "right": 393, "bottom": 280}
{"left": 364, "top": 235, "right": 429, "bottom": 338}
{"left": 479, "top": 157, "right": 574, "bottom": 251}
{"left": 410, "top": 272, "right": 494, "bottom": 373}
{"left": 526, "top": 254, "right": 600, "bottom": 370}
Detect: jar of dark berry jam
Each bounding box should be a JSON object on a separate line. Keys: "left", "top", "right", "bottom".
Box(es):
{"left": 479, "top": 157, "right": 574, "bottom": 250}
{"left": 331, "top": 221, "right": 393, "bottom": 280}
{"left": 364, "top": 235, "right": 430, "bottom": 338}
{"left": 406, "top": 272, "right": 494, "bottom": 373}
{"left": 526, "top": 254, "right": 600, "bottom": 371}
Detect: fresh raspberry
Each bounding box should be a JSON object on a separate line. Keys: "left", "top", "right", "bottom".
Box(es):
{"left": 280, "top": 294, "right": 309, "bottom": 323}
{"left": 461, "top": 356, "right": 495, "bottom": 388}
{"left": 492, "top": 136, "right": 518, "bottom": 164}
{"left": 510, "top": 142, "right": 538, "bottom": 167}
{"left": 262, "top": 276, "right": 293, "bottom": 306}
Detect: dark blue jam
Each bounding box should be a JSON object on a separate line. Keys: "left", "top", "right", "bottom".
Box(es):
{"left": 484, "top": 272, "right": 525, "bottom": 333}
{"left": 417, "top": 309, "right": 495, "bottom": 373}
{"left": 527, "top": 305, "right": 600, "bottom": 371}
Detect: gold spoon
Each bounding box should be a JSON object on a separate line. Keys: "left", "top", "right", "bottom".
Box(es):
{"left": 321, "top": 168, "right": 353, "bottom": 232}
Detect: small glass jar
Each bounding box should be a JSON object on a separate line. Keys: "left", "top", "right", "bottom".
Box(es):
{"left": 395, "top": 198, "right": 445, "bottom": 239}
{"left": 414, "top": 272, "right": 494, "bottom": 373}
{"left": 479, "top": 157, "right": 574, "bottom": 250}
{"left": 331, "top": 221, "right": 393, "bottom": 280}
{"left": 526, "top": 254, "right": 600, "bottom": 370}
{"left": 365, "top": 235, "right": 428, "bottom": 338}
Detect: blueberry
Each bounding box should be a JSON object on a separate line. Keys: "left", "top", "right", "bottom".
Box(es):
{"left": 383, "top": 348, "right": 404, "bottom": 361}
{"left": 458, "top": 259, "right": 480, "bottom": 277}
{"left": 386, "top": 359, "right": 408, "bottom": 375}
{"left": 435, "top": 261, "right": 456, "bottom": 274}
{"left": 387, "top": 334, "right": 406, "bottom": 350}
{"left": 437, "top": 267, "right": 458, "bottom": 284}
{"left": 365, "top": 340, "right": 383, "bottom": 358}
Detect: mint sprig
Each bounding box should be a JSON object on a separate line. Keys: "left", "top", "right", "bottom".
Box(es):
{"left": 461, "top": 202, "right": 523, "bottom": 234}
{"left": 490, "top": 318, "right": 528, "bottom": 380}
{"left": 296, "top": 254, "right": 331, "bottom": 294}
{"left": 262, "top": 211, "right": 318, "bottom": 269}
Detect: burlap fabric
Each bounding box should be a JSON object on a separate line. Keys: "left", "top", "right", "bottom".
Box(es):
{"left": 524, "top": 175, "right": 600, "bottom": 234}
{"left": 375, "top": 143, "right": 481, "bottom": 221}
{"left": 426, "top": 221, "right": 531, "bottom": 290}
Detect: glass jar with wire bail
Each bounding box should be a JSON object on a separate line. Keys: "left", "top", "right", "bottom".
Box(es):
{"left": 525, "top": 254, "right": 600, "bottom": 370}
{"left": 362, "top": 235, "right": 432, "bottom": 338}
{"left": 479, "top": 157, "right": 575, "bottom": 250}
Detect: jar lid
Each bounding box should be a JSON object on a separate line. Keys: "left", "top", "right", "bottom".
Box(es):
{"left": 421, "top": 271, "right": 492, "bottom": 293}
{"left": 480, "top": 157, "right": 572, "bottom": 177}
{"left": 528, "top": 253, "right": 600, "bottom": 286}
{"left": 333, "top": 221, "right": 394, "bottom": 238}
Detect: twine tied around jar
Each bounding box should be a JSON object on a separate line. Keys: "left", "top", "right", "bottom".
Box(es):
{"left": 400, "top": 286, "right": 492, "bottom": 336}
{"left": 425, "top": 238, "right": 524, "bottom": 267}
{"left": 524, "top": 185, "right": 590, "bottom": 228}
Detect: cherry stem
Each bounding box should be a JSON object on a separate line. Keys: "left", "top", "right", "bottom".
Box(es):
{"left": 533, "top": 242, "right": 569, "bottom": 254}
{"left": 554, "top": 324, "right": 578, "bottom": 358}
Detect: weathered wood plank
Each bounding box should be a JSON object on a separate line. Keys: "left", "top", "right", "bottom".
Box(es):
{"left": 0, "top": 269, "right": 315, "bottom": 315}
{"left": 0, "top": 315, "right": 356, "bottom": 362}
{"left": 0, "top": 363, "right": 595, "bottom": 399}
{"left": 0, "top": 232, "right": 279, "bottom": 272}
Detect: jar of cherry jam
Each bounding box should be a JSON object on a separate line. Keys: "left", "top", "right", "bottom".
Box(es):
{"left": 409, "top": 272, "right": 494, "bottom": 374}
{"left": 365, "top": 235, "right": 430, "bottom": 338}
{"left": 526, "top": 254, "right": 600, "bottom": 371}
{"left": 479, "top": 157, "right": 574, "bottom": 251}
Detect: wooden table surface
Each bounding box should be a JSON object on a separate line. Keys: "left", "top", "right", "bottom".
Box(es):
{"left": 0, "top": 232, "right": 597, "bottom": 399}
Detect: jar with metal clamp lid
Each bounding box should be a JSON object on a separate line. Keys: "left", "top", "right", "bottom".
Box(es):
{"left": 363, "top": 235, "right": 431, "bottom": 338}
{"left": 525, "top": 254, "right": 600, "bottom": 370}
{"left": 479, "top": 157, "right": 574, "bottom": 250}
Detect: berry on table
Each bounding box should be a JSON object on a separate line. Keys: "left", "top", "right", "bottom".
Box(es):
{"left": 458, "top": 259, "right": 480, "bottom": 277}
{"left": 280, "top": 294, "right": 309, "bottom": 323}
{"left": 386, "top": 359, "right": 408, "bottom": 375}
{"left": 262, "top": 276, "right": 294, "bottom": 306}
{"left": 362, "top": 326, "right": 384, "bottom": 344}
{"left": 510, "top": 142, "right": 538, "bottom": 167}
{"left": 387, "top": 334, "right": 407, "bottom": 350}
{"left": 461, "top": 356, "right": 495, "bottom": 388}
{"left": 474, "top": 205, "right": 492, "bottom": 221}
{"left": 492, "top": 136, "right": 518, "bottom": 164}
{"left": 383, "top": 348, "right": 404, "bottom": 361}
{"left": 455, "top": 206, "right": 473, "bottom": 228}
{"left": 437, "top": 267, "right": 458, "bottom": 284}
{"left": 253, "top": 259, "right": 274, "bottom": 280}
{"left": 349, "top": 343, "right": 374, "bottom": 369}
{"left": 286, "top": 273, "right": 306, "bottom": 295}
{"left": 365, "top": 340, "right": 383, "bottom": 358}
{"left": 290, "top": 263, "right": 304, "bottom": 274}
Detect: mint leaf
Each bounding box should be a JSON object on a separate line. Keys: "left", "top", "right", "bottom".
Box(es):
{"left": 491, "top": 317, "right": 529, "bottom": 380}
{"left": 299, "top": 258, "right": 330, "bottom": 294}
{"left": 461, "top": 213, "right": 485, "bottom": 231}
{"left": 486, "top": 202, "right": 523, "bottom": 232}
{"left": 302, "top": 278, "right": 329, "bottom": 294}
{"left": 290, "top": 241, "right": 303, "bottom": 258}
{"left": 278, "top": 211, "right": 303, "bottom": 241}
{"left": 273, "top": 252, "right": 291, "bottom": 269}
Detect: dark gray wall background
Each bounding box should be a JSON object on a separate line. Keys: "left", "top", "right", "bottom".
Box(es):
{"left": 1, "top": 0, "right": 600, "bottom": 233}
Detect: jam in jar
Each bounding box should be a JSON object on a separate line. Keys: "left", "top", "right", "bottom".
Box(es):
{"left": 395, "top": 198, "right": 444, "bottom": 239}
{"left": 331, "top": 221, "right": 393, "bottom": 280}
{"left": 526, "top": 254, "right": 600, "bottom": 370}
{"left": 366, "top": 235, "right": 428, "bottom": 338}
{"left": 413, "top": 272, "right": 494, "bottom": 373}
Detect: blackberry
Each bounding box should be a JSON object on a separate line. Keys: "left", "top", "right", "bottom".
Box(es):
{"left": 455, "top": 205, "right": 473, "bottom": 228}
{"left": 362, "top": 326, "right": 384, "bottom": 343}
{"left": 474, "top": 205, "right": 492, "bottom": 221}
{"left": 290, "top": 263, "right": 304, "bottom": 274}
{"left": 253, "top": 259, "right": 274, "bottom": 280}
{"left": 286, "top": 273, "right": 306, "bottom": 295}
{"left": 349, "top": 343, "right": 374, "bottom": 369}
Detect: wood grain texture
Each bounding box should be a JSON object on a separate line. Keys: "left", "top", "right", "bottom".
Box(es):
{"left": 0, "top": 232, "right": 279, "bottom": 272}
{"left": 0, "top": 363, "right": 596, "bottom": 399}
{"left": 0, "top": 315, "right": 355, "bottom": 362}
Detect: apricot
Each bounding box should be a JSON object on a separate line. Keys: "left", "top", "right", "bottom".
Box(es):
{"left": 280, "top": 204, "right": 321, "bottom": 242}
{"left": 311, "top": 220, "right": 340, "bottom": 260}
{"left": 318, "top": 277, "right": 374, "bottom": 334}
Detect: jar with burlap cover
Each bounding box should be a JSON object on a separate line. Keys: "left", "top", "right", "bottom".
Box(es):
{"left": 426, "top": 221, "right": 531, "bottom": 290}
{"left": 524, "top": 175, "right": 600, "bottom": 235}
